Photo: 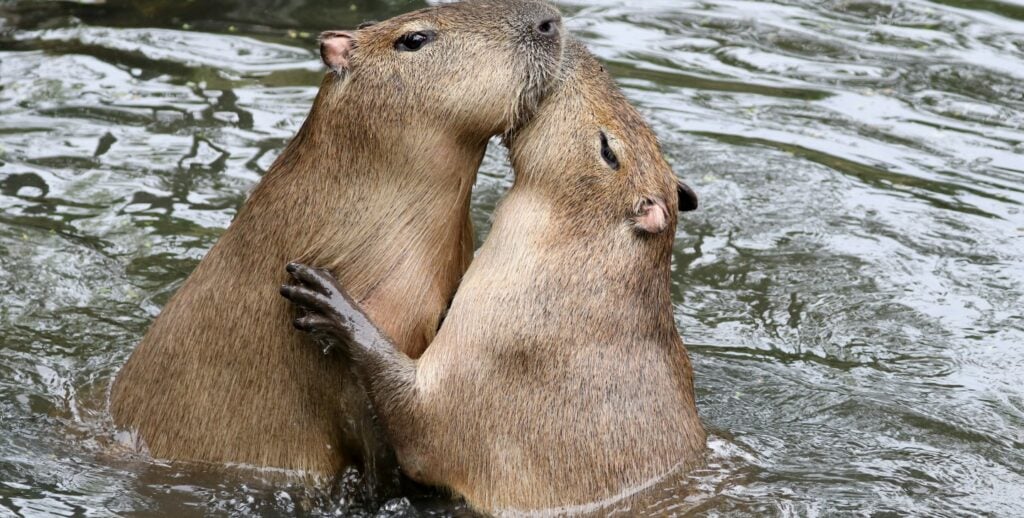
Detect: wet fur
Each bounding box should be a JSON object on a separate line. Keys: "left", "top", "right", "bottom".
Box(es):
{"left": 109, "top": 0, "right": 563, "bottom": 479}
{"left": 283, "top": 39, "right": 706, "bottom": 511}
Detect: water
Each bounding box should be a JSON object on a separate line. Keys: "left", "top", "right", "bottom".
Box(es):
{"left": 1, "top": 0, "right": 1022, "bottom": 515}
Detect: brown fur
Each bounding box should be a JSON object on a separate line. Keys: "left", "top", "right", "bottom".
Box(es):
{"left": 281, "top": 39, "right": 706, "bottom": 512}
{"left": 109, "top": 0, "right": 564, "bottom": 478}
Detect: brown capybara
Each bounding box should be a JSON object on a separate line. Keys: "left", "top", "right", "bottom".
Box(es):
{"left": 279, "top": 38, "right": 706, "bottom": 512}
{"left": 109, "top": 0, "right": 565, "bottom": 480}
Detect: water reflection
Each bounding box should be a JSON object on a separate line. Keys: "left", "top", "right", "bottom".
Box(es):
{"left": 1, "top": 0, "right": 1023, "bottom": 515}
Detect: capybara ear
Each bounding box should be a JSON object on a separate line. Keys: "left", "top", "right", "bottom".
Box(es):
{"left": 677, "top": 179, "right": 699, "bottom": 212}
{"left": 320, "top": 31, "right": 356, "bottom": 72}
{"left": 634, "top": 197, "right": 670, "bottom": 235}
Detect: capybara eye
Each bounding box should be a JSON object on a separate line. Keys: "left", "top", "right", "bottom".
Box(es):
{"left": 395, "top": 31, "right": 436, "bottom": 52}
{"left": 600, "top": 132, "right": 620, "bottom": 170}
{"left": 536, "top": 19, "right": 557, "bottom": 36}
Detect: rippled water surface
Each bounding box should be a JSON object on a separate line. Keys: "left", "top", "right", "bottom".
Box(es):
{"left": 2, "top": 0, "right": 1023, "bottom": 515}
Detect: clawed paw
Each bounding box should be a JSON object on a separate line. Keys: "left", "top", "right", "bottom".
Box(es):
{"left": 280, "top": 263, "right": 398, "bottom": 378}
{"left": 280, "top": 263, "right": 362, "bottom": 343}
{"left": 285, "top": 263, "right": 342, "bottom": 297}
{"left": 281, "top": 263, "right": 342, "bottom": 331}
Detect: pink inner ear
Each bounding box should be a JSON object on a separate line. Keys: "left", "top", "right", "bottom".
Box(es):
{"left": 635, "top": 198, "right": 669, "bottom": 234}
{"left": 320, "top": 31, "right": 355, "bottom": 71}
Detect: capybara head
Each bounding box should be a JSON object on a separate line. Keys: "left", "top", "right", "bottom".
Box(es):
{"left": 510, "top": 39, "right": 698, "bottom": 242}
{"left": 319, "top": 0, "right": 565, "bottom": 138}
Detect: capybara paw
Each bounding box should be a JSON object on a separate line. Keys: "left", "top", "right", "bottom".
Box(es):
{"left": 281, "top": 263, "right": 363, "bottom": 342}
{"left": 285, "top": 262, "right": 343, "bottom": 298}
{"left": 280, "top": 282, "right": 349, "bottom": 341}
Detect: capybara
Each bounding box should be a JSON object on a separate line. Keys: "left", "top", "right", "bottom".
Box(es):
{"left": 280, "top": 38, "right": 706, "bottom": 512}
{"left": 110, "top": 0, "right": 565, "bottom": 479}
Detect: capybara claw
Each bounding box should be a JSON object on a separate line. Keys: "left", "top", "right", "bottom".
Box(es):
{"left": 280, "top": 284, "right": 332, "bottom": 314}
{"left": 294, "top": 315, "right": 331, "bottom": 333}
{"left": 279, "top": 284, "right": 307, "bottom": 305}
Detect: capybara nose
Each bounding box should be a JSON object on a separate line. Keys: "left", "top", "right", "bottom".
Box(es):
{"left": 534, "top": 15, "right": 561, "bottom": 40}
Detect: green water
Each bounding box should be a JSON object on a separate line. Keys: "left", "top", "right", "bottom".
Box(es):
{"left": 1, "top": 0, "right": 1022, "bottom": 515}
